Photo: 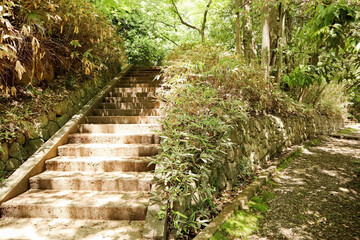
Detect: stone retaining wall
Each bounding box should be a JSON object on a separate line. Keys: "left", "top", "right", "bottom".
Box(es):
{"left": 0, "top": 63, "right": 122, "bottom": 179}
{"left": 175, "top": 114, "right": 344, "bottom": 213}
{"left": 211, "top": 115, "right": 344, "bottom": 191}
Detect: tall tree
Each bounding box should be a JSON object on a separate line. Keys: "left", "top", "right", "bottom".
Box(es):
{"left": 235, "top": 0, "right": 242, "bottom": 56}
{"left": 261, "top": 0, "right": 271, "bottom": 81}
{"left": 243, "top": 1, "right": 257, "bottom": 59}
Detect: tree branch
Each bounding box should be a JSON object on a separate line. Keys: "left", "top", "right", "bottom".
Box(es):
{"left": 201, "top": 0, "right": 213, "bottom": 33}
{"left": 171, "top": 0, "right": 201, "bottom": 33}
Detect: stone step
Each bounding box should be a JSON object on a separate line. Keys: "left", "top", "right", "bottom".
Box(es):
{"left": 0, "top": 218, "right": 145, "bottom": 240}
{"left": 106, "top": 92, "right": 156, "bottom": 98}
{"left": 116, "top": 83, "right": 161, "bottom": 88}
{"left": 132, "top": 67, "right": 161, "bottom": 71}
{"left": 92, "top": 109, "right": 162, "bottom": 117}
{"left": 68, "top": 133, "right": 160, "bottom": 144}
{"left": 30, "top": 171, "right": 154, "bottom": 191}
{"left": 45, "top": 156, "right": 154, "bottom": 172}
{"left": 58, "top": 144, "right": 159, "bottom": 157}
{"left": 128, "top": 70, "right": 161, "bottom": 74}
{"left": 0, "top": 190, "right": 149, "bottom": 220}
{"left": 85, "top": 116, "right": 162, "bottom": 124}
{"left": 99, "top": 102, "right": 161, "bottom": 109}
{"left": 104, "top": 96, "right": 157, "bottom": 103}
{"left": 119, "top": 78, "right": 162, "bottom": 84}
{"left": 112, "top": 87, "right": 158, "bottom": 93}
{"left": 79, "top": 124, "right": 162, "bottom": 134}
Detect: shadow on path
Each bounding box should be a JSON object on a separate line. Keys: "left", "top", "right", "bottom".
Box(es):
{"left": 251, "top": 125, "right": 360, "bottom": 240}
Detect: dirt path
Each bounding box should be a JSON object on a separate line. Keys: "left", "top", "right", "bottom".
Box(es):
{"left": 250, "top": 125, "right": 360, "bottom": 240}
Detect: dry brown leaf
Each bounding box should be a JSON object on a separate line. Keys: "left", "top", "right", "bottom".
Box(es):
{"left": 15, "top": 60, "right": 26, "bottom": 80}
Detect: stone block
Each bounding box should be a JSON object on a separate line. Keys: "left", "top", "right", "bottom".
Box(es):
{"left": 56, "top": 115, "right": 69, "bottom": 128}
{"left": 0, "top": 143, "right": 9, "bottom": 162}
{"left": 16, "top": 133, "right": 26, "bottom": 145}
{"left": 35, "top": 114, "right": 49, "bottom": 129}
{"left": 9, "top": 142, "right": 29, "bottom": 161}
{"left": 5, "top": 158, "right": 21, "bottom": 171}
{"left": 47, "top": 111, "right": 57, "bottom": 121}
{"left": 39, "top": 129, "right": 50, "bottom": 141}
{"left": 45, "top": 121, "right": 59, "bottom": 136}
{"left": 53, "top": 100, "right": 68, "bottom": 115}
{"left": 25, "top": 139, "right": 44, "bottom": 156}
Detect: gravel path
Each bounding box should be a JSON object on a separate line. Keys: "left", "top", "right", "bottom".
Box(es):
{"left": 251, "top": 125, "right": 360, "bottom": 240}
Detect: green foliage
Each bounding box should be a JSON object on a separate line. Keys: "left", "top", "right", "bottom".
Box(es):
{"left": 109, "top": 9, "right": 167, "bottom": 66}
{"left": 153, "top": 44, "right": 302, "bottom": 236}
{"left": 210, "top": 195, "right": 270, "bottom": 240}
{"left": 284, "top": 1, "right": 359, "bottom": 111}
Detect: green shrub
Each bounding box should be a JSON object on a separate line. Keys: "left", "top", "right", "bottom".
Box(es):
{"left": 153, "top": 44, "right": 301, "bottom": 236}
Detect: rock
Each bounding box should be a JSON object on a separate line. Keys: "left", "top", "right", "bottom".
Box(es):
{"left": 0, "top": 143, "right": 9, "bottom": 162}
{"left": 25, "top": 139, "right": 44, "bottom": 156}
{"left": 53, "top": 101, "right": 68, "bottom": 115}
{"left": 224, "top": 161, "right": 237, "bottom": 182}
{"left": 5, "top": 158, "right": 21, "bottom": 171}
{"left": 46, "top": 121, "right": 59, "bottom": 136}
{"left": 66, "top": 104, "right": 75, "bottom": 117}
{"left": 0, "top": 161, "right": 5, "bottom": 172}
{"left": 16, "top": 133, "right": 26, "bottom": 145}
{"left": 9, "top": 142, "right": 29, "bottom": 161}
{"left": 35, "top": 114, "right": 49, "bottom": 129}
{"left": 27, "top": 125, "right": 40, "bottom": 139}
{"left": 70, "top": 92, "right": 79, "bottom": 105}
{"left": 47, "top": 111, "right": 57, "bottom": 121}
{"left": 217, "top": 170, "right": 227, "bottom": 191}
{"left": 79, "top": 89, "right": 85, "bottom": 98}
{"left": 56, "top": 115, "right": 69, "bottom": 128}
{"left": 39, "top": 129, "right": 50, "bottom": 141}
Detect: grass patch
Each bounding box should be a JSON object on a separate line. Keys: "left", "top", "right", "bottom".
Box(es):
{"left": 277, "top": 148, "right": 303, "bottom": 171}
{"left": 339, "top": 127, "right": 357, "bottom": 135}
{"left": 306, "top": 138, "right": 321, "bottom": 147}
{"left": 277, "top": 138, "right": 321, "bottom": 171}
{"left": 354, "top": 160, "right": 360, "bottom": 177}
{"left": 211, "top": 192, "right": 275, "bottom": 240}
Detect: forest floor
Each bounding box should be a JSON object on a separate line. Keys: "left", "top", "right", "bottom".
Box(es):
{"left": 214, "top": 123, "right": 360, "bottom": 240}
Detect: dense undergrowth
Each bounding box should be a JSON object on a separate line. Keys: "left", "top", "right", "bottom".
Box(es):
{"left": 153, "top": 44, "right": 348, "bottom": 236}
{"left": 0, "top": 0, "right": 125, "bottom": 143}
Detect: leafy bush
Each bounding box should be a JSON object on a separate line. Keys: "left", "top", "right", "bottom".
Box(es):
{"left": 0, "top": 0, "right": 125, "bottom": 96}
{"left": 104, "top": 8, "right": 168, "bottom": 66}
{"left": 153, "top": 44, "right": 301, "bottom": 236}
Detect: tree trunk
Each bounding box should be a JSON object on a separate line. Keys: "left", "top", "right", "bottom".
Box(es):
{"left": 243, "top": 1, "right": 257, "bottom": 59}
{"left": 277, "top": 3, "right": 285, "bottom": 82}
{"left": 261, "top": 1, "right": 271, "bottom": 81}
{"left": 235, "top": 0, "right": 242, "bottom": 56}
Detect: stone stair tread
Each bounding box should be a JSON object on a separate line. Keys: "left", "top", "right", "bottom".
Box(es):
{"left": 104, "top": 97, "right": 158, "bottom": 103}
{"left": 84, "top": 116, "right": 162, "bottom": 125}
{"left": 1, "top": 189, "right": 149, "bottom": 207}
{"left": 30, "top": 171, "right": 154, "bottom": 191}
{"left": 92, "top": 109, "right": 162, "bottom": 117}
{"left": 57, "top": 143, "right": 159, "bottom": 157}
{"left": 31, "top": 171, "right": 154, "bottom": 181}
{"left": 0, "top": 218, "right": 145, "bottom": 240}
{"left": 112, "top": 87, "right": 159, "bottom": 93}
{"left": 68, "top": 133, "right": 160, "bottom": 144}
{"left": 45, "top": 156, "right": 154, "bottom": 172}
{"left": 47, "top": 156, "right": 154, "bottom": 162}
{"left": 59, "top": 143, "right": 159, "bottom": 148}
{"left": 70, "top": 132, "right": 158, "bottom": 136}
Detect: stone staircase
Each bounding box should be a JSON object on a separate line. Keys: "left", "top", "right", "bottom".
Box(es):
{"left": 0, "top": 67, "right": 163, "bottom": 239}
